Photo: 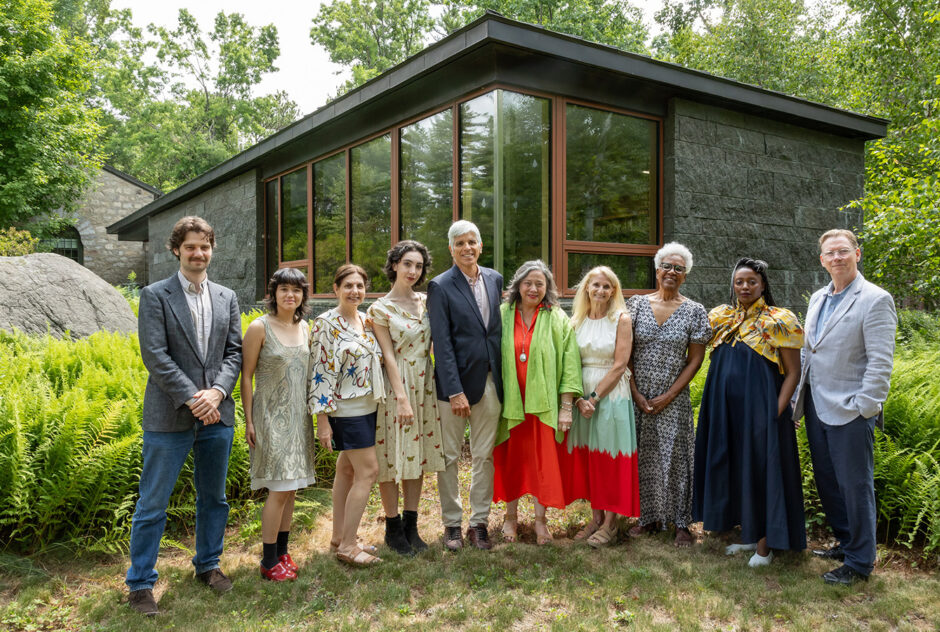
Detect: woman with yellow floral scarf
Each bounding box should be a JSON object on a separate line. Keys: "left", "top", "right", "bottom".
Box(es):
{"left": 692, "top": 258, "right": 806, "bottom": 567}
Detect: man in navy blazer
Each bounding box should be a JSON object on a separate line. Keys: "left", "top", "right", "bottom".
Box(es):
{"left": 428, "top": 220, "right": 503, "bottom": 551}
{"left": 126, "top": 217, "right": 243, "bottom": 615}
{"left": 792, "top": 229, "right": 896, "bottom": 586}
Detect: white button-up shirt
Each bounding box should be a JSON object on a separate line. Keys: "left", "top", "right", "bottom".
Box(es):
{"left": 462, "top": 268, "right": 489, "bottom": 328}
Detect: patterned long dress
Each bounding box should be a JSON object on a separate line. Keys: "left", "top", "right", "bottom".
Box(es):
{"left": 368, "top": 295, "right": 445, "bottom": 483}
{"left": 628, "top": 295, "right": 711, "bottom": 529}
{"left": 249, "top": 316, "right": 317, "bottom": 491}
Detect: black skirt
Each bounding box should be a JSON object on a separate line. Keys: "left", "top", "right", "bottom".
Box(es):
{"left": 329, "top": 412, "right": 377, "bottom": 451}
{"left": 692, "top": 342, "right": 806, "bottom": 551}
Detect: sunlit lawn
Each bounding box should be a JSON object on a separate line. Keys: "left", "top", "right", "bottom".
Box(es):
{"left": 2, "top": 461, "right": 939, "bottom": 632}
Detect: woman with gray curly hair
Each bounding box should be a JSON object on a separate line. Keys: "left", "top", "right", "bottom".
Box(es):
{"left": 492, "top": 260, "right": 583, "bottom": 545}
{"left": 627, "top": 242, "right": 711, "bottom": 547}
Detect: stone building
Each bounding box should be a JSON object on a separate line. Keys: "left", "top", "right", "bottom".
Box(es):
{"left": 53, "top": 165, "right": 160, "bottom": 285}
{"left": 108, "top": 13, "right": 886, "bottom": 310}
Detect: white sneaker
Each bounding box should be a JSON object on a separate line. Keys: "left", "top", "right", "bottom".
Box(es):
{"left": 748, "top": 550, "right": 774, "bottom": 567}
{"left": 725, "top": 542, "right": 758, "bottom": 555}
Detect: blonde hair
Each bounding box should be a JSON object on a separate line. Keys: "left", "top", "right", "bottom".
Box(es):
{"left": 571, "top": 266, "right": 628, "bottom": 329}
{"left": 818, "top": 229, "right": 858, "bottom": 252}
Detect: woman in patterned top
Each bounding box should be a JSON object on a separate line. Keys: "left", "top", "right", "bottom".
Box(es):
{"left": 309, "top": 264, "right": 385, "bottom": 567}
{"left": 693, "top": 258, "right": 805, "bottom": 566}
{"left": 367, "top": 241, "right": 445, "bottom": 556}
{"left": 627, "top": 242, "right": 711, "bottom": 547}
{"left": 242, "top": 267, "right": 316, "bottom": 581}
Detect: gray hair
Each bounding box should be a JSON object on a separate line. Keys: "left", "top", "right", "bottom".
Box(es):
{"left": 654, "top": 242, "right": 694, "bottom": 274}
{"left": 504, "top": 260, "right": 559, "bottom": 308}
{"left": 447, "top": 220, "right": 482, "bottom": 249}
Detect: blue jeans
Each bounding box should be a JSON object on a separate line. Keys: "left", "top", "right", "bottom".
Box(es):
{"left": 126, "top": 423, "right": 234, "bottom": 591}
{"left": 804, "top": 388, "right": 877, "bottom": 576}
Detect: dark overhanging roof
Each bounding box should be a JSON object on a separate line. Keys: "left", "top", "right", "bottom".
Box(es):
{"left": 108, "top": 11, "right": 888, "bottom": 241}
{"left": 102, "top": 164, "right": 162, "bottom": 196}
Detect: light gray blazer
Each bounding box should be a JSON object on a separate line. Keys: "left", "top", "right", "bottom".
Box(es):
{"left": 792, "top": 273, "right": 896, "bottom": 427}
{"left": 138, "top": 274, "right": 243, "bottom": 432}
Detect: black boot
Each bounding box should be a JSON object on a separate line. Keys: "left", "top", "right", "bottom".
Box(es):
{"left": 402, "top": 510, "right": 428, "bottom": 553}
{"left": 384, "top": 514, "right": 415, "bottom": 556}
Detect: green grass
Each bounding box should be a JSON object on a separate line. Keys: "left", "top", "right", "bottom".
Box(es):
{"left": 1, "top": 477, "right": 939, "bottom": 632}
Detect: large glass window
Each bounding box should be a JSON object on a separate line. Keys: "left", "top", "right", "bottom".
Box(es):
{"left": 351, "top": 135, "right": 392, "bottom": 291}
{"left": 279, "top": 168, "right": 308, "bottom": 263}
{"left": 566, "top": 104, "right": 657, "bottom": 245}
{"left": 460, "top": 90, "right": 550, "bottom": 277}
{"left": 400, "top": 109, "right": 453, "bottom": 277}
{"left": 563, "top": 103, "right": 659, "bottom": 290}
{"left": 313, "top": 153, "right": 347, "bottom": 294}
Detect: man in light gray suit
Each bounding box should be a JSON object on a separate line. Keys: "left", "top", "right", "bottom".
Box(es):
{"left": 792, "top": 228, "right": 896, "bottom": 586}
{"left": 126, "top": 216, "right": 243, "bottom": 615}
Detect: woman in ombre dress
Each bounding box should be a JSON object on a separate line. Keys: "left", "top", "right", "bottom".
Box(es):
{"left": 566, "top": 267, "right": 640, "bottom": 547}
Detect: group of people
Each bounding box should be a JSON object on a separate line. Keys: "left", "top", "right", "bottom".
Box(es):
{"left": 125, "top": 216, "right": 896, "bottom": 616}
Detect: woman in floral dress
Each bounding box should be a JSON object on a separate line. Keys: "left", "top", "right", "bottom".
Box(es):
{"left": 368, "top": 241, "right": 445, "bottom": 556}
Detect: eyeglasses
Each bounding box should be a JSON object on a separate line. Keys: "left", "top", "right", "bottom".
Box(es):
{"left": 822, "top": 248, "right": 855, "bottom": 259}
{"left": 659, "top": 263, "right": 687, "bottom": 274}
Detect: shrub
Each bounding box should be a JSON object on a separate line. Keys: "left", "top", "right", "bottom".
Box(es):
{"left": 0, "top": 227, "right": 39, "bottom": 256}
{"left": 0, "top": 329, "right": 255, "bottom": 554}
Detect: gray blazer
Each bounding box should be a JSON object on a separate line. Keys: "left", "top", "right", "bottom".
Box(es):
{"left": 792, "top": 273, "right": 896, "bottom": 427}
{"left": 138, "top": 275, "right": 243, "bottom": 432}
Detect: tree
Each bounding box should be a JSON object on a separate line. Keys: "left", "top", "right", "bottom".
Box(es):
{"left": 0, "top": 0, "right": 104, "bottom": 231}
{"left": 310, "top": 0, "right": 435, "bottom": 92}
{"left": 98, "top": 8, "right": 300, "bottom": 192}
{"left": 310, "top": 0, "right": 649, "bottom": 95}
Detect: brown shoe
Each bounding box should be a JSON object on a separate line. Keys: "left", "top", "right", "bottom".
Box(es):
{"left": 128, "top": 588, "right": 158, "bottom": 616}
{"left": 196, "top": 568, "right": 233, "bottom": 593}
{"left": 467, "top": 524, "right": 492, "bottom": 550}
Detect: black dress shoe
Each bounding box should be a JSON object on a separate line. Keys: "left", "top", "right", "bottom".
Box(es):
{"left": 467, "top": 524, "right": 492, "bottom": 550}
{"left": 443, "top": 525, "right": 463, "bottom": 552}
{"left": 812, "top": 545, "right": 845, "bottom": 561}
{"left": 822, "top": 564, "right": 868, "bottom": 586}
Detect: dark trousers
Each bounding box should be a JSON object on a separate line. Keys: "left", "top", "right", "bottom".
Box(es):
{"left": 804, "top": 387, "right": 877, "bottom": 576}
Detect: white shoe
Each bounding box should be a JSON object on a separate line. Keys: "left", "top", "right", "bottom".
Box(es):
{"left": 748, "top": 550, "right": 774, "bottom": 567}
{"left": 725, "top": 542, "right": 758, "bottom": 555}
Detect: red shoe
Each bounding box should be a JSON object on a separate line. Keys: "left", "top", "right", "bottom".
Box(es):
{"left": 278, "top": 553, "right": 298, "bottom": 573}
{"left": 260, "top": 561, "right": 297, "bottom": 581}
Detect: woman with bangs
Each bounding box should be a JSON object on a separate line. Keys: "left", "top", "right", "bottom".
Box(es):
{"left": 566, "top": 266, "right": 640, "bottom": 547}
{"left": 242, "top": 267, "right": 316, "bottom": 581}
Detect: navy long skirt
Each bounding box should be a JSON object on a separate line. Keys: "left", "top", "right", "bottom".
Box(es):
{"left": 692, "top": 342, "right": 806, "bottom": 551}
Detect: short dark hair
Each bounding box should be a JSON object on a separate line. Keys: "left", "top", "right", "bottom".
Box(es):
{"left": 264, "top": 268, "right": 310, "bottom": 323}
{"left": 333, "top": 263, "right": 369, "bottom": 291}
{"left": 167, "top": 216, "right": 215, "bottom": 259}
{"left": 383, "top": 240, "right": 431, "bottom": 286}
{"left": 730, "top": 257, "right": 776, "bottom": 307}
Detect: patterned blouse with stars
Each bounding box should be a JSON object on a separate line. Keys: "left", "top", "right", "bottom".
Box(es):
{"left": 307, "top": 307, "right": 384, "bottom": 416}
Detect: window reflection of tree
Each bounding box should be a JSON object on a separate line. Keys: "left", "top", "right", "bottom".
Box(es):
{"left": 314, "top": 153, "right": 346, "bottom": 294}
{"left": 351, "top": 135, "right": 392, "bottom": 292}
{"left": 460, "top": 90, "right": 549, "bottom": 279}
{"left": 566, "top": 104, "right": 656, "bottom": 246}
{"left": 400, "top": 109, "right": 453, "bottom": 282}
{"left": 280, "top": 168, "right": 308, "bottom": 262}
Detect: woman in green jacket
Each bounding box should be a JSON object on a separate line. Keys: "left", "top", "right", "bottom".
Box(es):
{"left": 492, "top": 260, "right": 583, "bottom": 545}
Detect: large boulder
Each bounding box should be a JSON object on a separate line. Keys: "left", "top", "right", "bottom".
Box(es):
{"left": 0, "top": 253, "right": 137, "bottom": 337}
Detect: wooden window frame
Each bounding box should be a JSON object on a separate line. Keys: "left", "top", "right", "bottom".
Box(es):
{"left": 262, "top": 85, "right": 663, "bottom": 299}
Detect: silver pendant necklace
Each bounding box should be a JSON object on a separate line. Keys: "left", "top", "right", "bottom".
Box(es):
{"left": 519, "top": 309, "right": 536, "bottom": 362}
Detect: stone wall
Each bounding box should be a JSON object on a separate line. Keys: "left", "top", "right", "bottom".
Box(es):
{"left": 148, "top": 170, "right": 260, "bottom": 308}
{"left": 76, "top": 169, "right": 156, "bottom": 285}
{"left": 664, "top": 99, "right": 866, "bottom": 313}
